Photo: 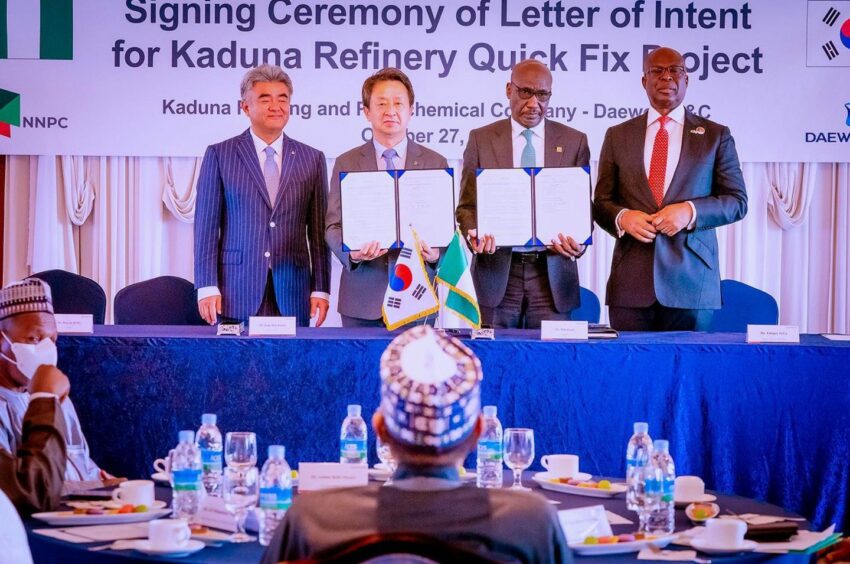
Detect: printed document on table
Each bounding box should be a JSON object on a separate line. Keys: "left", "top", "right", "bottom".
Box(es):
{"left": 534, "top": 167, "right": 592, "bottom": 245}
{"left": 340, "top": 170, "right": 397, "bottom": 251}
{"left": 476, "top": 168, "right": 533, "bottom": 246}
{"left": 397, "top": 169, "right": 455, "bottom": 248}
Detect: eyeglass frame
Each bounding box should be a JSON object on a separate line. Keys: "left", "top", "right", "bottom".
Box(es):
{"left": 510, "top": 82, "right": 552, "bottom": 102}
{"left": 645, "top": 65, "right": 687, "bottom": 78}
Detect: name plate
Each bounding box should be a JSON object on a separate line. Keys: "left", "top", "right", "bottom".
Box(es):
{"left": 196, "top": 496, "right": 258, "bottom": 533}
{"left": 471, "top": 328, "right": 494, "bottom": 340}
{"left": 216, "top": 322, "right": 244, "bottom": 336}
{"left": 297, "top": 463, "right": 368, "bottom": 492}
{"left": 248, "top": 316, "right": 296, "bottom": 336}
{"left": 541, "top": 320, "right": 588, "bottom": 341}
{"left": 54, "top": 314, "right": 94, "bottom": 334}
{"left": 747, "top": 324, "right": 800, "bottom": 344}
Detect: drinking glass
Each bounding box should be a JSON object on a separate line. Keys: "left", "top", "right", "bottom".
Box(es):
{"left": 222, "top": 466, "right": 258, "bottom": 543}
{"left": 225, "top": 432, "right": 257, "bottom": 468}
{"left": 376, "top": 436, "right": 397, "bottom": 486}
{"left": 503, "top": 428, "right": 535, "bottom": 490}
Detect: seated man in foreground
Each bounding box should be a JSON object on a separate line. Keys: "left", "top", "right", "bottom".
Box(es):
{"left": 262, "top": 325, "right": 572, "bottom": 563}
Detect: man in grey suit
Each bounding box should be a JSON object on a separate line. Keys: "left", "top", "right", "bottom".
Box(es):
{"left": 593, "top": 47, "right": 747, "bottom": 331}
{"left": 456, "top": 59, "right": 590, "bottom": 329}
{"left": 326, "top": 68, "right": 448, "bottom": 327}
{"left": 195, "top": 65, "right": 331, "bottom": 327}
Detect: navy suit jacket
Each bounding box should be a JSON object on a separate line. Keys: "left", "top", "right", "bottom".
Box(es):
{"left": 593, "top": 110, "right": 747, "bottom": 309}
{"left": 194, "top": 129, "right": 331, "bottom": 324}
{"left": 325, "top": 140, "right": 448, "bottom": 320}
{"left": 456, "top": 119, "right": 591, "bottom": 312}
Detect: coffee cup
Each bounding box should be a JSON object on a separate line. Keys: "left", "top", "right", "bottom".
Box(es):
{"left": 541, "top": 454, "right": 579, "bottom": 478}
{"left": 675, "top": 475, "right": 705, "bottom": 501}
{"left": 153, "top": 451, "right": 173, "bottom": 475}
{"left": 703, "top": 518, "right": 747, "bottom": 547}
{"left": 111, "top": 480, "right": 154, "bottom": 507}
{"left": 148, "top": 519, "right": 191, "bottom": 550}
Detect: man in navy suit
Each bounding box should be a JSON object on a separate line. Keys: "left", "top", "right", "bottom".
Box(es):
{"left": 195, "top": 65, "right": 331, "bottom": 326}
{"left": 593, "top": 47, "right": 748, "bottom": 331}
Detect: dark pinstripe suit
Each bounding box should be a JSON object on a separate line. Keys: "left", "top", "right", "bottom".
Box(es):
{"left": 194, "top": 129, "right": 331, "bottom": 325}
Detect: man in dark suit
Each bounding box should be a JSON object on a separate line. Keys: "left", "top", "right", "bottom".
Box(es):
{"left": 456, "top": 59, "right": 590, "bottom": 329}
{"left": 326, "top": 68, "right": 448, "bottom": 327}
{"left": 195, "top": 65, "right": 331, "bottom": 327}
{"left": 593, "top": 47, "right": 748, "bottom": 331}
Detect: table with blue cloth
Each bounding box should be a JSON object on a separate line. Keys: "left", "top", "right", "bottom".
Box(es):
{"left": 26, "top": 475, "right": 813, "bottom": 563}
{"left": 55, "top": 327, "right": 850, "bottom": 533}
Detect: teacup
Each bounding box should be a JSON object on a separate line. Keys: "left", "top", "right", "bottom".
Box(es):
{"left": 148, "top": 519, "right": 191, "bottom": 551}
{"left": 541, "top": 454, "right": 579, "bottom": 478}
{"left": 153, "top": 451, "right": 173, "bottom": 475}
{"left": 111, "top": 480, "right": 155, "bottom": 507}
{"left": 703, "top": 518, "right": 747, "bottom": 547}
{"left": 675, "top": 475, "right": 705, "bottom": 501}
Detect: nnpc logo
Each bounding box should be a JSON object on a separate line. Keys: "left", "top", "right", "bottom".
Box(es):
{"left": 0, "top": 0, "right": 73, "bottom": 60}
{"left": 804, "top": 102, "right": 850, "bottom": 143}
{"left": 0, "top": 89, "right": 20, "bottom": 138}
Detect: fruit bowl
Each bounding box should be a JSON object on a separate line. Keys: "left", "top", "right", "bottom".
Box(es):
{"left": 686, "top": 502, "right": 720, "bottom": 522}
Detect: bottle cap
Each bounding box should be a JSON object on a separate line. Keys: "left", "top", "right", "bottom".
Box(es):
{"left": 179, "top": 430, "right": 195, "bottom": 443}
{"left": 634, "top": 422, "right": 649, "bottom": 434}
{"left": 268, "top": 445, "right": 286, "bottom": 459}
{"left": 347, "top": 404, "right": 361, "bottom": 417}
{"left": 201, "top": 413, "right": 217, "bottom": 426}
{"left": 483, "top": 405, "right": 497, "bottom": 417}
{"left": 653, "top": 439, "right": 669, "bottom": 453}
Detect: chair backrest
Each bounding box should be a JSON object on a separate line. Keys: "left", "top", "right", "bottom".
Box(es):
{"left": 113, "top": 276, "right": 205, "bottom": 325}
{"left": 295, "top": 532, "right": 498, "bottom": 564}
{"left": 571, "top": 286, "right": 601, "bottom": 324}
{"left": 28, "top": 270, "right": 107, "bottom": 324}
{"left": 710, "top": 279, "right": 779, "bottom": 332}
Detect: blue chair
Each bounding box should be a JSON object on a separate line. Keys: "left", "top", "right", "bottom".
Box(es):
{"left": 571, "top": 286, "right": 601, "bottom": 324}
{"left": 710, "top": 279, "right": 779, "bottom": 332}
{"left": 114, "top": 276, "right": 206, "bottom": 325}
{"left": 28, "top": 269, "right": 107, "bottom": 324}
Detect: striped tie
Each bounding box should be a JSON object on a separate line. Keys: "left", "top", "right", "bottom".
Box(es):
{"left": 521, "top": 129, "right": 536, "bottom": 168}
{"left": 263, "top": 146, "right": 280, "bottom": 205}
{"left": 382, "top": 148, "right": 398, "bottom": 171}
{"left": 648, "top": 116, "right": 670, "bottom": 207}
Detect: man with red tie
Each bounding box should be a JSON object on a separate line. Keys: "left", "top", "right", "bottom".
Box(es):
{"left": 593, "top": 47, "right": 748, "bottom": 331}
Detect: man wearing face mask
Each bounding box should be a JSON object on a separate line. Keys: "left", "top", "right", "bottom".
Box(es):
{"left": 0, "top": 279, "right": 106, "bottom": 492}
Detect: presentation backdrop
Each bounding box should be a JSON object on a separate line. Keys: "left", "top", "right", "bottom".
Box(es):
{"left": 1, "top": 0, "right": 849, "bottom": 161}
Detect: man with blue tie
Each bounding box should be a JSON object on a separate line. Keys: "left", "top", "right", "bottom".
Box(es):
{"left": 456, "top": 59, "right": 590, "bottom": 329}
{"left": 325, "top": 68, "right": 448, "bottom": 327}
{"left": 593, "top": 47, "right": 747, "bottom": 331}
{"left": 195, "top": 65, "right": 331, "bottom": 327}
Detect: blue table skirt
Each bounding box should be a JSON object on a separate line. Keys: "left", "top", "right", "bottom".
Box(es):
{"left": 56, "top": 327, "right": 850, "bottom": 532}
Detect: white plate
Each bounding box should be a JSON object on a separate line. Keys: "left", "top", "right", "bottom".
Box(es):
{"left": 532, "top": 473, "right": 626, "bottom": 498}
{"left": 151, "top": 472, "right": 170, "bottom": 484}
{"left": 691, "top": 538, "right": 758, "bottom": 555}
{"left": 32, "top": 508, "right": 171, "bottom": 526}
{"left": 674, "top": 494, "right": 717, "bottom": 507}
{"left": 569, "top": 535, "right": 676, "bottom": 555}
{"left": 66, "top": 500, "right": 167, "bottom": 511}
{"left": 133, "top": 539, "right": 205, "bottom": 557}
{"left": 191, "top": 528, "right": 232, "bottom": 546}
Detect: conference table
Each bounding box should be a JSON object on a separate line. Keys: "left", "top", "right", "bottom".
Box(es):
{"left": 55, "top": 326, "right": 850, "bottom": 534}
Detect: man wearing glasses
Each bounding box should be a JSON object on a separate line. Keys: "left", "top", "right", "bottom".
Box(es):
{"left": 593, "top": 47, "right": 747, "bottom": 331}
{"left": 456, "top": 59, "right": 590, "bottom": 329}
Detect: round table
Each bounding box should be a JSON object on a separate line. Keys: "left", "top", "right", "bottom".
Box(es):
{"left": 25, "top": 473, "right": 811, "bottom": 563}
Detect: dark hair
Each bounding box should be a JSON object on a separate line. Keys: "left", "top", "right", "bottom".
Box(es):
{"left": 361, "top": 68, "right": 415, "bottom": 108}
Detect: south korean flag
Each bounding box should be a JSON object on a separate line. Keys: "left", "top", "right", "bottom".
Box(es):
{"left": 382, "top": 226, "right": 439, "bottom": 331}
{"left": 807, "top": 1, "right": 850, "bottom": 66}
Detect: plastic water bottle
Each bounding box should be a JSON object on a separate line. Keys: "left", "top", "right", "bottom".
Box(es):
{"left": 340, "top": 404, "right": 367, "bottom": 464}
{"left": 258, "top": 445, "right": 292, "bottom": 546}
{"left": 196, "top": 413, "right": 223, "bottom": 496}
{"left": 626, "top": 422, "right": 653, "bottom": 512}
{"left": 170, "top": 430, "right": 204, "bottom": 521}
{"left": 644, "top": 439, "right": 676, "bottom": 534}
{"left": 476, "top": 406, "right": 503, "bottom": 488}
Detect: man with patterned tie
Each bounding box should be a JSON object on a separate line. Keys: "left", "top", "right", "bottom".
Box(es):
{"left": 593, "top": 47, "right": 748, "bottom": 331}
{"left": 456, "top": 59, "right": 590, "bottom": 329}
{"left": 195, "top": 65, "right": 331, "bottom": 326}
{"left": 326, "top": 68, "right": 448, "bottom": 327}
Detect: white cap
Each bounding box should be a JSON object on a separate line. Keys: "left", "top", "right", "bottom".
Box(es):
{"left": 268, "top": 445, "right": 285, "bottom": 459}
{"left": 483, "top": 406, "right": 497, "bottom": 417}
{"left": 347, "top": 404, "right": 361, "bottom": 417}
{"left": 179, "top": 430, "right": 194, "bottom": 443}
{"left": 634, "top": 422, "right": 648, "bottom": 434}
{"left": 201, "top": 413, "right": 217, "bottom": 426}
{"left": 653, "top": 439, "right": 669, "bottom": 453}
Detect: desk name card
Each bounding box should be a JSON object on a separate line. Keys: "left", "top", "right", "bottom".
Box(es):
{"left": 248, "top": 316, "right": 296, "bottom": 336}
{"left": 541, "top": 320, "right": 588, "bottom": 341}
{"left": 297, "top": 463, "right": 368, "bottom": 491}
{"left": 54, "top": 314, "right": 94, "bottom": 334}
{"left": 746, "top": 325, "right": 800, "bottom": 344}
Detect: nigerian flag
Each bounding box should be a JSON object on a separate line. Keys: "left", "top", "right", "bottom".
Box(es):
{"left": 436, "top": 229, "right": 481, "bottom": 329}
{"left": 1, "top": 0, "right": 73, "bottom": 60}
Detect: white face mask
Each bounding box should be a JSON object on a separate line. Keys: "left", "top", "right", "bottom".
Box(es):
{"left": 1, "top": 331, "right": 58, "bottom": 380}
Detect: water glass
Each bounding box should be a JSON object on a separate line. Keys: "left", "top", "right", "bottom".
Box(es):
{"left": 376, "top": 436, "right": 397, "bottom": 486}
{"left": 222, "top": 466, "right": 258, "bottom": 543}
{"left": 504, "top": 428, "right": 535, "bottom": 490}
{"left": 225, "top": 432, "right": 257, "bottom": 468}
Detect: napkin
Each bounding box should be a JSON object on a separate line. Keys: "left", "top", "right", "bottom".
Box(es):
{"left": 638, "top": 548, "right": 699, "bottom": 561}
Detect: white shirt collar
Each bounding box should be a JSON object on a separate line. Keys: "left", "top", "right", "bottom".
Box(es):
{"left": 373, "top": 136, "right": 408, "bottom": 163}
{"left": 647, "top": 104, "right": 685, "bottom": 128}
{"left": 249, "top": 128, "right": 284, "bottom": 158}
{"left": 511, "top": 117, "right": 545, "bottom": 139}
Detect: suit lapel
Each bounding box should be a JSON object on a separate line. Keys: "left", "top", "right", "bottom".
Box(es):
{"left": 273, "top": 135, "right": 296, "bottom": 210}
{"left": 405, "top": 141, "right": 425, "bottom": 169}
{"left": 663, "top": 111, "right": 701, "bottom": 205}
{"left": 488, "top": 119, "right": 514, "bottom": 168}
{"left": 236, "top": 130, "right": 272, "bottom": 209}
{"left": 543, "top": 120, "right": 565, "bottom": 167}
{"left": 358, "top": 141, "right": 378, "bottom": 171}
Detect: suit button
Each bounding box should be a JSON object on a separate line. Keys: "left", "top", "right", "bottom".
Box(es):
{"left": 264, "top": 251, "right": 271, "bottom": 258}
{"left": 269, "top": 221, "right": 276, "bottom": 228}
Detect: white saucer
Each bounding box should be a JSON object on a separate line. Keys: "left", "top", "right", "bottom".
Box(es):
{"left": 690, "top": 538, "right": 758, "bottom": 555}
{"left": 133, "top": 539, "right": 205, "bottom": 557}
{"left": 674, "top": 493, "right": 717, "bottom": 507}
{"left": 151, "top": 472, "right": 170, "bottom": 484}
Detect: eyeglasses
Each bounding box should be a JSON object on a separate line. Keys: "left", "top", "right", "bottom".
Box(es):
{"left": 646, "top": 65, "right": 687, "bottom": 78}
{"left": 511, "top": 82, "right": 552, "bottom": 102}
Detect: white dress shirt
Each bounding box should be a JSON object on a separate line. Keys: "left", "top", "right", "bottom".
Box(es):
{"left": 373, "top": 137, "right": 408, "bottom": 170}
{"left": 510, "top": 118, "right": 545, "bottom": 252}
{"left": 197, "top": 128, "right": 329, "bottom": 305}
{"left": 0, "top": 490, "right": 33, "bottom": 564}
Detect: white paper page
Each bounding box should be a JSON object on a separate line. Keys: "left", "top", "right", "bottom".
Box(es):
{"left": 397, "top": 169, "right": 456, "bottom": 248}
{"left": 340, "top": 170, "right": 397, "bottom": 251}
{"left": 823, "top": 334, "right": 850, "bottom": 341}
{"left": 534, "top": 167, "right": 592, "bottom": 245}
{"left": 476, "top": 168, "right": 533, "bottom": 246}
{"left": 557, "top": 505, "right": 613, "bottom": 544}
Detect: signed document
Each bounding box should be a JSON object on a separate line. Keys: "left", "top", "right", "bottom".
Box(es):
{"left": 397, "top": 168, "right": 456, "bottom": 248}
{"left": 534, "top": 167, "right": 592, "bottom": 245}
{"left": 476, "top": 168, "right": 533, "bottom": 246}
